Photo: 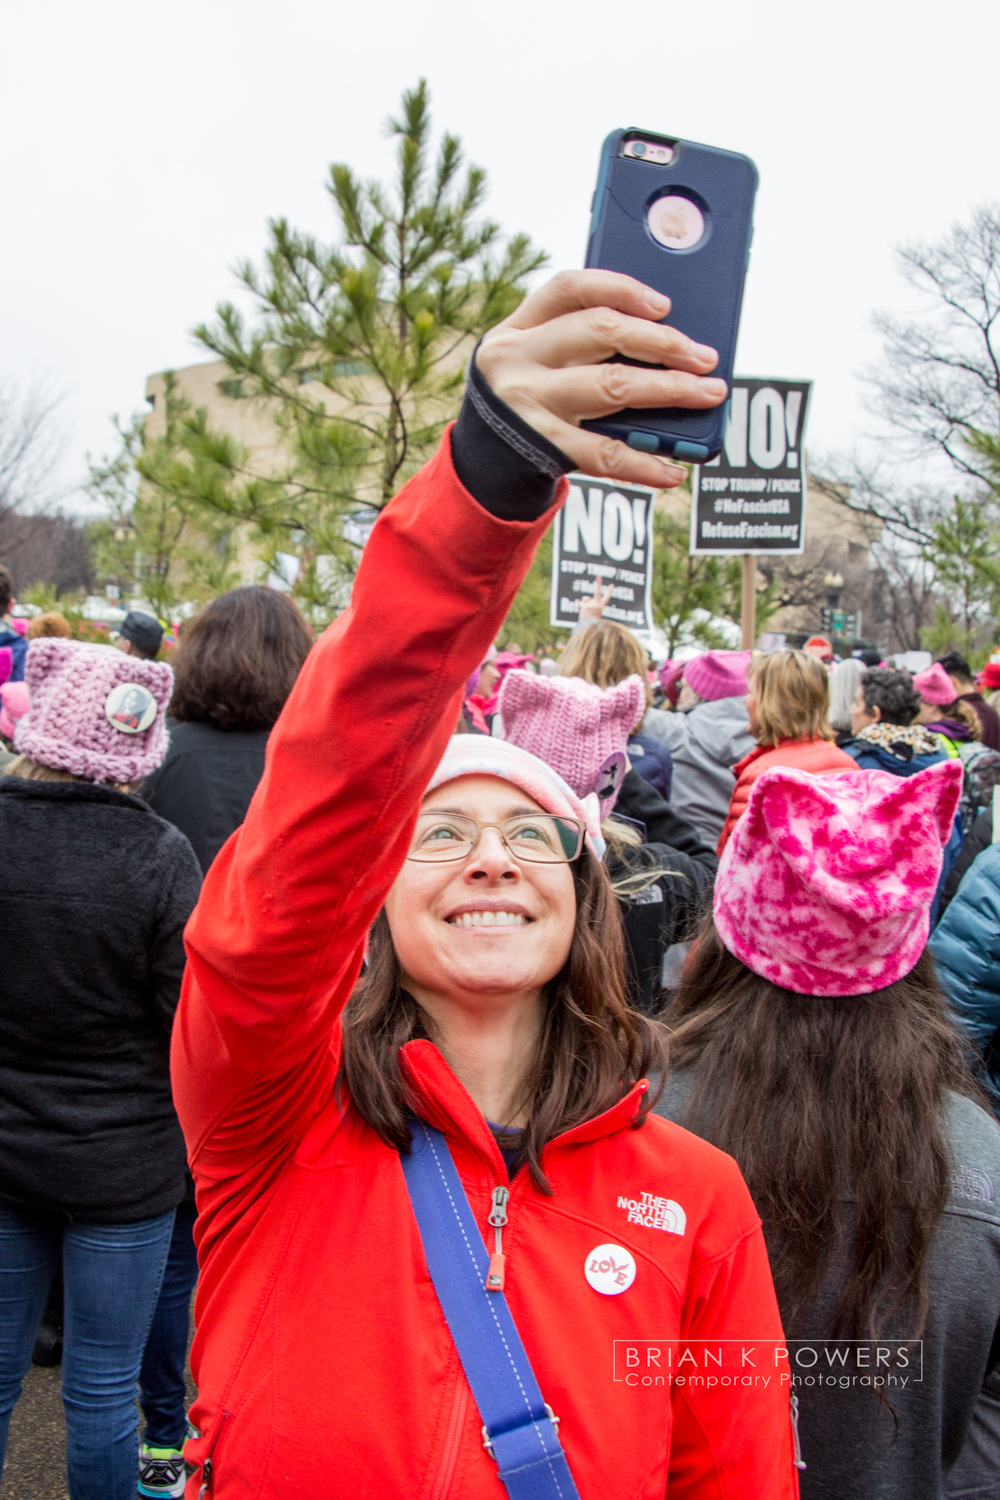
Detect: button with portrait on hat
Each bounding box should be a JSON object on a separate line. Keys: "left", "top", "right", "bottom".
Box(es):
{"left": 104, "top": 682, "right": 157, "bottom": 735}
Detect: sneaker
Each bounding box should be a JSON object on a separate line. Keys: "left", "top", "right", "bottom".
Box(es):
{"left": 138, "top": 1442, "right": 187, "bottom": 1499}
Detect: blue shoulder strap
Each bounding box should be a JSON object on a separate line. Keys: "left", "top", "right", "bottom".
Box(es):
{"left": 400, "top": 1118, "right": 581, "bottom": 1500}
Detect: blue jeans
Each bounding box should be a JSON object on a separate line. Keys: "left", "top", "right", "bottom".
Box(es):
{"left": 139, "top": 1198, "right": 199, "bottom": 1449}
{"left": 0, "top": 1204, "right": 175, "bottom": 1500}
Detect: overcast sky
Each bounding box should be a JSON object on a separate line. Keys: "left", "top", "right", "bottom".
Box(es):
{"left": 2, "top": 0, "right": 997, "bottom": 509}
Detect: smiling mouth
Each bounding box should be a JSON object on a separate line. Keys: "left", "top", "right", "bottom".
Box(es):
{"left": 447, "top": 911, "right": 531, "bottom": 929}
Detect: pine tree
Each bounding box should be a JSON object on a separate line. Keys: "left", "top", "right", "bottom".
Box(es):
{"left": 177, "top": 79, "right": 545, "bottom": 614}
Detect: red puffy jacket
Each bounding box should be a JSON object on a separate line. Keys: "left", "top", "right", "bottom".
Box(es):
{"left": 172, "top": 433, "right": 801, "bottom": 1499}
{"left": 717, "top": 737, "right": 857, "bottom": 854}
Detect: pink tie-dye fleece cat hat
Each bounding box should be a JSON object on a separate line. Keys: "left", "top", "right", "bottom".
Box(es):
{"left": 713, "top": 758, "right": 962, "bottom": 996}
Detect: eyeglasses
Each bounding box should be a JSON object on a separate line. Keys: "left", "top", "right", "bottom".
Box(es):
{"left": 407, "top": 811, "right": 585, "bottom": 864}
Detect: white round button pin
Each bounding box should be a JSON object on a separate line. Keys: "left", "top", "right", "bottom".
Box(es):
{"left": 584, "top": 1243, "right": 636, "bottom": 1296}
{"left": 104, "top": 682, "right": 158, "bottom": 735}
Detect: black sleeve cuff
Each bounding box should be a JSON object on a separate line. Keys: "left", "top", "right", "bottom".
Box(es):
{"left": 450, "top": 345, "right": 575, "bottom": 522}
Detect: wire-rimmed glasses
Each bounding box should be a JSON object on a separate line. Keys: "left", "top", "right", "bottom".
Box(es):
{"left": 407, "top": 811, "right": 585, "bottom": 864}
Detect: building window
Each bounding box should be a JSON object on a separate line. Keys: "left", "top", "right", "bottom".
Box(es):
{"left": 218, "top": 378, "right": 246, "bottom": 399}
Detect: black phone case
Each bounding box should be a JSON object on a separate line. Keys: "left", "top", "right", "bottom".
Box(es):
{"left": 583, "top": 128, "right": 757, "bottom": 462}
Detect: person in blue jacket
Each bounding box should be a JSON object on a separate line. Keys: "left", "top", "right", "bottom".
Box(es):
{"left": 841, "top": 666, "right": 961, "bottom": 917}
{"left": 930, "top": 844, "right": 1000, "bottom": 1109}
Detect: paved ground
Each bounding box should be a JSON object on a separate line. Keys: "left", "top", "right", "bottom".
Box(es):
{"left": 0, "top": 1363, "right": 69, "bottom": 1500}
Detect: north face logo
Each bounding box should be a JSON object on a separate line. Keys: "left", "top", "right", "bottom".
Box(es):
{"left": 617, "top": 1192, "right": 686, "bottom": 1235}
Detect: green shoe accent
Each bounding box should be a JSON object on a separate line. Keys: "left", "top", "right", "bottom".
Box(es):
{"left": 138, "top": 1442, "right": 187, "bottom": 1498}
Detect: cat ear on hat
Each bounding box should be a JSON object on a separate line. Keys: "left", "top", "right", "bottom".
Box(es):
{"left": 910, "top": 757, "right": 964, "bottom": 845}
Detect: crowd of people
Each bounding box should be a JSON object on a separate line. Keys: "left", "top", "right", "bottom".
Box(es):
{"left": 2, "top": 271, "right": 1000, "bottom": 1497}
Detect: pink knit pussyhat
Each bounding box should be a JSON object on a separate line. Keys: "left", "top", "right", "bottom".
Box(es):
{"left": 683, "top": 649, "right": 751, "bottom": 702}
{"left": 494, "top": 669, "right": 646, "bottom": 815}
{"left": 0, "top": 680, "right": 29, "bottom": 741}
{"left": 15, "top": 639, "right": 173, "bottom": 782}
{"left": 913, "top": 662, "right": 956, "bottom": 706}
{"left": 714, "top": 759, "right": 963, "bottom": 997}
{"left": 425, "top": 735, "right": 606, "bottom": 858}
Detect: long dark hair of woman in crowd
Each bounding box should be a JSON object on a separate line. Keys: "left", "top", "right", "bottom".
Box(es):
{"left": 658, "top": 755, "right": 1000, "bottom": 1498}
{"left": 668, "top": 937, "right": 971, "bottom": 1340}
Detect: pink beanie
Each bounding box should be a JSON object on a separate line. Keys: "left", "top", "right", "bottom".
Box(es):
{"left": 425, "top": 734, "right": 605, "bottom": 857}
{"left": 0, "top": 680, "right": 29, "bottom": 741}
{"left": 714, "top": 759, "right": 962, "bottom": 996}
{"left": 914, "top": 662, "right": 957, "bottom": 706}
{"left": 495, "top": 669, "right": 646, "bottom": 814}
{"left": 15, "top": 639, "right": 172, "bottom": 782}
{"left": 683, "top": 650, "right": 751, "bottom": 702}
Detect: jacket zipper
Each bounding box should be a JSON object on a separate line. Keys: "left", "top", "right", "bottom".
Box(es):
{"left": 429, "top": 1175, "right": 511, "bottom": 1495}
{"left": 428, "top": 1375, "right": 471, "bottom": 1500}
{"left": 198, "top": 1409, "right": 231, "bottom": 1497}
{"left": 485, "top": 1185, "right": 510, "bottom": 1291}
{"left": 789, "top": 1392, "right": 806, "bottom": 1470}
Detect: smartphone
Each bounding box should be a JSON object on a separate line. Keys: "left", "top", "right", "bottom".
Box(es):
{"left": 583, "top": 128, "right": 758, "bottom": 463}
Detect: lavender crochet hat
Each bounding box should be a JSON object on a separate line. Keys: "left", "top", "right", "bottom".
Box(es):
{"left": 495, "top": 669, "right": 646, "bottom": 814}
{"left": 15, "top": 638, "right": 172, "bottom": 782}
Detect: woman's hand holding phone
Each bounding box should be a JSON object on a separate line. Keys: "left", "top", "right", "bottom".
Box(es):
{"left": 475, "top": 269, "right": 726, "bottom": 489}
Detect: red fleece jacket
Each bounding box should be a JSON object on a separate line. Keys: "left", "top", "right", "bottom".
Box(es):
{"left": 717, "top": 737, "right": 857, "bottom": 855}
{"left": 172, "top": 432, "right": 800, "bottom": 1499}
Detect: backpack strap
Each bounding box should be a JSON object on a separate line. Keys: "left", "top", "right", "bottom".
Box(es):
{"left": 399, "top": 1118, "right": 581, "bottom": 1500}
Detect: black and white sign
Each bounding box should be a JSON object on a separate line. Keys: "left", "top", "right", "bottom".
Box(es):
{"left": 550, "top": 475, "right": 654, "bottom": 632}
{"left": 690, "top": 379, "right": 812, "bottom": 556}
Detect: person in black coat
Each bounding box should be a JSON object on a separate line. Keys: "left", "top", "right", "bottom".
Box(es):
{"left": 136, "top": 586, "right": 311, "bottom": 1488}
{"left": 0, "top": 638, "right": 201, "bottom": 1500}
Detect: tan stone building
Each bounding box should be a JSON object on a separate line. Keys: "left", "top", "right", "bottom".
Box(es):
{"left": 144, "top": 345, "right": 470, "bottom": 592}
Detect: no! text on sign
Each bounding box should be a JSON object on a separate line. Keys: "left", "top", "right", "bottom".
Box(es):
{"left": 690, "top": 379, "right": 812, "bottom": 556}
{"left": 551, "top": 474, "right": 654, "bottom": 632}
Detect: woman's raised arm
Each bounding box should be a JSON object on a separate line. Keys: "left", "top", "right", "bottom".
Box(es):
{"left": 171, "top": 271, "right": 727, "bottom": 1196}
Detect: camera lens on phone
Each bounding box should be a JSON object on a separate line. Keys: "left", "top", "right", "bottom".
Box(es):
{"left": 632, "top": 142, "right": 646, "bottom": 155}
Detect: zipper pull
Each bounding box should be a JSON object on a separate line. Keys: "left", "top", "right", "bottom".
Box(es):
{"left": 199, "top": 1457, "right": 213, "bottom": 1497}
{"left": 486, "top": 1186, "right": 510, "bottom": 1292}
{"left": 790, "top": 1392, "right": 806, "bottom": 1471}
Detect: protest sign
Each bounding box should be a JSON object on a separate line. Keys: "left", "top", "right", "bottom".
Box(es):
{"left": 690, "top": 379, "right": 812, "bottom": 556}
{"left": 550, "top": 475, "right": 654, "bottom": 632}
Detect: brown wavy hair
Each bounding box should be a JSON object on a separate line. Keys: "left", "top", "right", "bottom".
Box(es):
{"left": 170, "top": 587, "right": 312, "bottom": 732}
{"left": 664, "top": 922, "right": 981, "bottom": 1340}
{"left": 340, "top": 849, "right": 667, "bottom": 1190}
{"left": 749, "top": 648, "right": 835, "bottom": 748}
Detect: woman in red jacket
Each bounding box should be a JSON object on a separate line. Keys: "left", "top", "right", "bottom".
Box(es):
{"left": 172, "top": 271, "right": 800, "bottom": 1499}
{"left": 717, "top": 649, "right": 855, "bottom": 854}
